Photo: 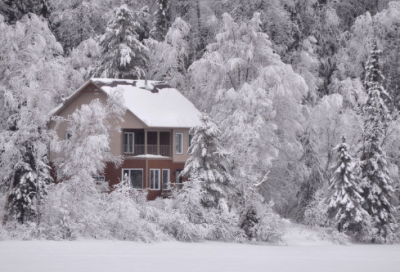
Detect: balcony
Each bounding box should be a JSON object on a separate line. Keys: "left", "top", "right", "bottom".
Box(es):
{"left": 123, "top": 130, "right": 171, "bottom": 157}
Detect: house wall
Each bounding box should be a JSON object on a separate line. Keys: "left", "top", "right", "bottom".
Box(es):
{"left": 172, "top": 128, "right": 190, "bottom": 163}
{"left": 49, "top": 83, "right": 146, "bottom": 159}
{"left": 104, "top": 159, "right": 185, "bottom": 200}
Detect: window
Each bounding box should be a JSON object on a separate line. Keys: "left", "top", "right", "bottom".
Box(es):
{"left": 175, "top": 133, "right": 183, "bottom": 154}
{"left": 150, "top": 169, "right": 160, "bottom": 190}
{"left": 162, "top": 169, "right": 170, "bottom": 189}
{"left": 92, "top": 176, "right": 105, "bottom": 182}
{"left": 66, "top": 132, "right": 72, "bottom": 140}
{"left": 122, "top": 169, "right": 143, "bottom": 189}
{"left": 124, "top": 132, "right": 134, "bottom": 154}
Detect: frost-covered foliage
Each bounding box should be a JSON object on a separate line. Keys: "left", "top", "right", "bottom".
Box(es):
{"left": 148, "top": 17, "right": 190, "bottom": 89}
{"left": 48, "top": 0, "right": 109, "bottom": 51}
{"left": 189, "top": 12, "right": 308, "bottom": 213}
{"left": 304, "top": 189, "right": 328, "bottom": 228}
{"left": 95, "top": 4, "right": 150, "bottom": 79}
{"left": 296, "top": 130, "right": 325, "bottom": 221}
{"left": 240, "top": 174, "right": 289, "bottom": 243}
{"left": 327, "top": 136, "right": 370, "bottom": 233}
{"left": 45, "top": 90, "right": 126, "bottom": 239}
{"left": 150, "top": 0, "right": 170, "bottom": 41}
{"left": 359, "top": 41, "right": 398, "bottom": 243}
{"left": 179, "top": 114, "right": 245, "bottom": 241}
{"left": 182, "top": 114, "right": 235, "bottom": 209}
{"left": 0, "top": 14, "right": 67, "bottom": 225}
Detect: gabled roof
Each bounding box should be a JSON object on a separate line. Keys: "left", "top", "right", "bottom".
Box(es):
{"left": 50, "top": 78, "right": 202, "bottom": 128}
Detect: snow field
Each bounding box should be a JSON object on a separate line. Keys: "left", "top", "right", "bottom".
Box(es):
{"left": 1, "top": 225, "right": 399, "bottom": 272}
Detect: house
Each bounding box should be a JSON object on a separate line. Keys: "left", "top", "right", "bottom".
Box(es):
{"left": 49, "top": 78, "right": 201, "bottom": 200}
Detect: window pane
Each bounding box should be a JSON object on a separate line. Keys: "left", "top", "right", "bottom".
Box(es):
{"left": 130, "top": 170, "right": 142, "bottom": 188}
{"left": 162, "top": 170, "right": 169, "bottom": 185}
{"left": 175, "top": 133, "right": 182, "bottom": 154}
{"left": 155, "top": 170, "right": 159, "bottom": 189}
{"left": 150, "top": 170, "right": 154, "bottom": 189}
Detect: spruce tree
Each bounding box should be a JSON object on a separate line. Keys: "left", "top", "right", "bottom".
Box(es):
{"left": 181, "top": 114, "right": 235, "bottom": 208}
{"left": 95, "top": 4, "right": 149, "bottom": 79}
{"left": 327, "top": 135, "right": 369, "bottom": 233}
{"left": 360, "top": 40, "right": 397, "bottom": 243}
{"left": 150, "top": 0, "right": 170, "bottom": 41}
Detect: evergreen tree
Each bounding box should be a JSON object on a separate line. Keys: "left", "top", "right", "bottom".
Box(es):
{"left": 327, "top": 135, "right": 370, "bottom": 233}
{"left": 179, "top": 114, "right": 242, "bottom": 241}
{"left": 150, "top": 0, "right": 170, "bottom": 41}
{"left": 181, "top": 114, "right": 235, "bottom": 208}
{"left": 360, "top": 40, "right": 397, "bottom": 243}
{"left": 95, "top": 4, "right": 149, "bottom": 79}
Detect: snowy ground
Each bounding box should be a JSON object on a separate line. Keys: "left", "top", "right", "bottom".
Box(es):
{"left": 1, "top": 225, "right": 399, "bottom": 272}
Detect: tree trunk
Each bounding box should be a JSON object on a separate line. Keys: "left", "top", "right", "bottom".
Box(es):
{"left": 2, "top": 169, "right": 17, "bottom": 225}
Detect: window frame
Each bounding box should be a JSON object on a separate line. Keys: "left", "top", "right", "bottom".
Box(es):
{"left": 121, "top": 168, "right": 143, "bottom": 189}
{"left": 92, "top": 175, "right": 105, "bottom": 182}
{"left": 175, "top": 132, "right": 183, "bottom": 154}
{"left": 150, "top": 169, "right": 161, "bottom": 190}
{"left": 162, "top": 169, "right": 170, "bottom": 189}
{"left": 124, "top": 132, "right": 135, "bottom": 154}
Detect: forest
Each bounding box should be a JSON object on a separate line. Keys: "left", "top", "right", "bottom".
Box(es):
{"left": 0, "top": 0, "right": 399, "bottom": 245}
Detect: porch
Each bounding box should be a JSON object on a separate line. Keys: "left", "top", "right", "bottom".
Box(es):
{"left": 123, "top": 129, "right": 172, "bottom": 157}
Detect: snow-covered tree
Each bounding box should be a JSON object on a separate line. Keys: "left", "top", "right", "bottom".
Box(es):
{"left": 188, "top": 12, "right": 308, "bottom": 213}
{"left": 150, "top": 0, "right": 170, "bottom": 41}
{"left": 296, "top": 130, "right": 325, "bottom": 221}
{"left": 181, "top": 114, "right": 235, "bottom": 208}
{"left": 46, "top": 89, "right": 126, "bottom": 238}
{"left": 148, "top": 17, "right": 190, "bottom": 89}
{"left": 240, "top": 174, "right": 289, "bottom": 242}
{"left": 0, "top": 14, "right": 68, "bottom": 225}
{"left": 95, "top": 4, "right": 149, "bottom": 79}
{"left": 179, "top": 114, "right": 242, "bottom": 241}
{"left": 327, "top": 135, "right": 370, "bottom": 233}
{"left": 359, "top": 40, "right": 397, "bottom": 243}
{"left": 303, "top": 189, "right": 328, "bottom": 228}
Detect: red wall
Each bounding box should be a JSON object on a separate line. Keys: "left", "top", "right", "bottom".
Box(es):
{"left": 104, "top": 159, "right": 185, "bottom": 200}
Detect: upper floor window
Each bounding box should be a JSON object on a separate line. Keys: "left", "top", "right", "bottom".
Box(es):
{"left": 124, "top": 132, "right": 134, "bottom": 154}
{"left": 175, "top": 133, "right": 183, "bottom": 154}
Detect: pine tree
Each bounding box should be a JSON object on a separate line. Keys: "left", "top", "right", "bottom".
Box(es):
{"left": 327, "top": 135, "right": 370, "bottom": 233}
{"left": 181, "top": 114, "right": 235, "bottom": 208}
{"left": 360, "top": 40, "right": 397, "bottom": 243}
{"left": 150, "top": 0, "right": 170, "bottom": 41}
{"left": 95, "top": 4, "right": 149, "bottom": 79}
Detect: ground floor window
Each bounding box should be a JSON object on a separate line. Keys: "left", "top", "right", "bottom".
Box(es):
{"left": 122, "top": 169, "right": 143, "bottom": 189}
{"left": 162, "top": 169, "right": 170, "bottom": 189}
{"left": 92, "top": 176, "right": 105, "bottom": 182}
{"left": 150, "top": 169, "right": 160, "bottom": 190}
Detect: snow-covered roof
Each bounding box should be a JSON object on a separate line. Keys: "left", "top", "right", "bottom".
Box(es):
{"left": 52, "top": 78, "right": 202, "bottom": 128}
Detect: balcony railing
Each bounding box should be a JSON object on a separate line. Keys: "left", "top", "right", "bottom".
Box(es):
{"left": 147, "top": 144, "right": 157, "bottom": 155}
{"left": 160, "top": 145, "right": 170, "bottom": 157}
{"left": 124, "top": 144, "right": 170, "bottom": 157}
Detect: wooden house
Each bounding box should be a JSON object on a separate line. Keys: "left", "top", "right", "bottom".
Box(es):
{"left": 49, "top": 78, "right": 201, "bottom": 200}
